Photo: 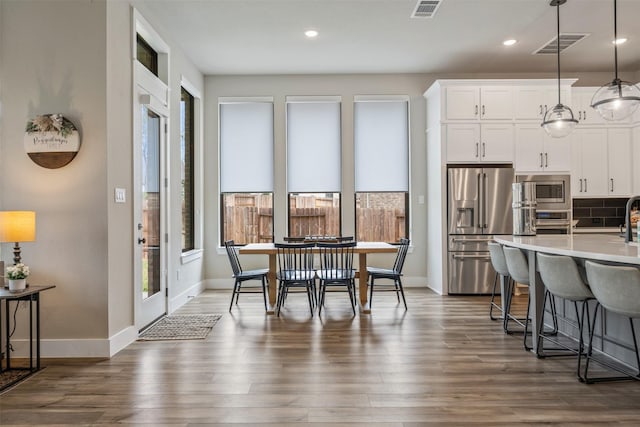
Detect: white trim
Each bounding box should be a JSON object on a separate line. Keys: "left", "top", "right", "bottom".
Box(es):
{"left": 180, "top": 75, "right": 202, "bottom": 99}
{"left": 219, "top": 96, "right": 274, "bottom": 103}
{"left": 109, "top": 326, "right": 138, "bottom": 356}
{"left": 168, "top": 281, "right": 206, "bottom": 313}
{"left": 286, "top": 95, "right": 342, "bottom": 103}
{"left": 181, "top": 248, "right": 203, "bottom": 264}
{"left": 132, "top": 9, "right": 170, "bottom": 56}
{"left": 354, "top": 95, "right": 410, "bottom": 102}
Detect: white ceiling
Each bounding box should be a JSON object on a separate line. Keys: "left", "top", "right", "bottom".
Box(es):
{"left": 133, "top": 0, "right": 640, "bottom": 76}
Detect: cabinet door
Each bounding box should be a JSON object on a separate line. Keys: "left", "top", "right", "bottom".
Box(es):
{"left": 542, "top": 87, "right": 572, "bottom": 118}
{"left": 514, "top": 87, "right": 543, "bottom": 120}
{"left": 577, "top": 128, "right": 608, "bottom": 196}
{"left": 446, "top": 124, "right": 480, "bottom": 162}
{"left": 607, "top": 128, "right": 632, "bottom": 196}
{"left": 480, "top": 124, "right": 514, "bottom": 162}
{"left": 574, "top": 88, "right": 607, "bottom": 125}
{"left": 515, "top": 125, "right": 544, "bottom": 172}
{"left": 446, "top": 87, "right": 479, "bottom": 120}
{"left": 543, "top": 132, "right": 572, "bottom": 172}
{"left": 480, "top": 87, "right": 513, "bottom": 120}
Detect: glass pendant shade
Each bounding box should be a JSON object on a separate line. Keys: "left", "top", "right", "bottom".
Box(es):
{"left": 542, "top": 103, "right": 578, "bottom": 138}
{"left": 592, "top": 0, "right": 640, "bottom": 121}
{"left": 591, "top": 78, "right": 640, "bottom": 121}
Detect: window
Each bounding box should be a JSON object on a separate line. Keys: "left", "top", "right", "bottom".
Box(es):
{"left": 180, "top": 87, "right": 195, "bottom": 252}
{"left": 354, "top": 97, "right": 410, "bottom": 242}
{"left": 136, "top": 34, "right": 158, "bottom": 76}
{"left": 286, "top": 97, "right": 342, "bottom": 238}
{"left": 219, "top": 99, "right": 274, "bottom": 245}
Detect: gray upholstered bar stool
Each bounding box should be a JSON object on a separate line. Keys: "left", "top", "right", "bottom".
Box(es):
{"left": 502, "top": 246, "right": 533, "bottom": 349}
{"left": 536, "top": 253, "right": 594, "bottom": 380}
{"left": 488, "top": 242, "right": 511, "bottom": 323}
{"left": 583, "top": 261, "right": 640, "bottom": 383}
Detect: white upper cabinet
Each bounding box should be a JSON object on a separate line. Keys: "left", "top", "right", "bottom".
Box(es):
{"left": 514, "top": 86, "right": 571, "bottom": 121}
{"left": 445, "top": 86, "right": 513, "bottom": 121}
{"left": 573, "top": 87, "right": 609, "bottom": 125}
{"left": 446, "top": 123, "right": 513, "bottom": 163}
{"left": 607, "top": 128, "right": 632, "bottom": 196}
{"left": 515, "top": 124, "right": 571, "bottom": 173}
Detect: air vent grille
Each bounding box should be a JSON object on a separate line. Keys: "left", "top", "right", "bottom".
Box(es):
{"left": 411, "top": 0, "right": 442, "bottom": 18}
{"left": 534, "top": 33, "right": 589, "bottom": 54}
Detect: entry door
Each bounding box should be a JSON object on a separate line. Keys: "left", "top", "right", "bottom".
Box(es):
{"left": 134, "top": 87, "right": 168, "bottom": 330}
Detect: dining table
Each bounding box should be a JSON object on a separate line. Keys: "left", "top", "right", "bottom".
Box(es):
{"left": 239, "top": 241, "right": 398, "bottom": 314}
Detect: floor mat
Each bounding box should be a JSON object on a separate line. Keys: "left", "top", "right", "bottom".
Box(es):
{"left": 137, "top": 314, "right": 221, "bottom": 341}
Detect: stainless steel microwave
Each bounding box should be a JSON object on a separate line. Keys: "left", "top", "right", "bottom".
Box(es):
{"left": 516, "top": 175, "right": 570, "bottom": 210}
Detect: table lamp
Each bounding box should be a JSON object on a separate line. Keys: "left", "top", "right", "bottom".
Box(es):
{"left": 0, "top": 211, "right": 36, "bottom": 265}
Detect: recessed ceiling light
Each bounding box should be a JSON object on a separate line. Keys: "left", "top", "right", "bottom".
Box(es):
{"left": 503, "top": 39, "right": 517, "bottom": 46}
{"left": 613, "top": 37, "right": 627, "bottom": 45}
{"left": 305, "top": 30, "right": 318, "bottom": 38}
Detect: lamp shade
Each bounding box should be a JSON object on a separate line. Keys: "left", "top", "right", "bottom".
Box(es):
{"left": 541, "top": 103, "right": 578, "bottom": 138}
{"left": 0, "top": 211, "right": 36, "bottom": 243}
{"left": 591, "top": 79, "right": 640, "bottom": 121}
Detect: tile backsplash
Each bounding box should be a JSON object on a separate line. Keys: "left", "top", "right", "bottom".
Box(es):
{"left": 573, "top": 198, "right": 640, "bottom": 228}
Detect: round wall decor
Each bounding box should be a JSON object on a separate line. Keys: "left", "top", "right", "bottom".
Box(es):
{"left": 23, "top": 114, "right": 81, "bottom": 169}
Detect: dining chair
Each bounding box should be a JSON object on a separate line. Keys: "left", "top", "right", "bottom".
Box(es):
{"left": 536, "top": 253, "right": 594, "bottom": 381}
{"left": 275, "top": 242, "right": 317, "bottom": 317}
{"left": 583, "top": 261, "right": 640, "bottom": 383}
{"left": 283, "top": 236, "right": 306, "bottom": 243}
{"left": 316, "top": 241, "right": 357, "bottom": 315}
{"left": 224, "top": 240, "right": 269, "bottom": 312}
{"left": 367, "top": 238, "right": 410, "bottom": 310}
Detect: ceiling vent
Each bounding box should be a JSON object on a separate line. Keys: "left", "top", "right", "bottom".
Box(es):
{"left": 411, "top": 0, "right": 442, "bottom": 19}
{"left": 534, "top": 33, "right": 589, "bottom": 54}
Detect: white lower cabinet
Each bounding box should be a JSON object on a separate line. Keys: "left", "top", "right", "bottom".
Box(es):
{"left": 515, "top": 124, "right": 571, "bottom": 173}
{"left": 572, "top": 128, "right": 632, "bottom": 197}
{"left": 446, "top": 123, "right": 513, "bottom": 163}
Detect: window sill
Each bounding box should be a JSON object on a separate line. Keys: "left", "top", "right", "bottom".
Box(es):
{"left": 181, "top": 249, "right": 203, "bottom": 264}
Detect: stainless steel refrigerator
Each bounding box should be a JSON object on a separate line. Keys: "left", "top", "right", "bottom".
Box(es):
{"left": 447, "top": 166, "right": 514, "bottom": 294}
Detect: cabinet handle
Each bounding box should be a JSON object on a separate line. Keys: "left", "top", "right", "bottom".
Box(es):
{"left": 475, "top": 105, "right": 478, "bottom": 116}
{"left": 578, "top": 111, "right": 582, "bottom": 120}
{"left": 544, "top": 104, "right": 548, "bottom": 114}
{"left": 539, "top": 105, "right": 543, "bottom": 115}
{"left": 539, "top": 153, "right": 543, "bottom": 168}
{"left": 583, "top": 110, "right": 587, "bottom": 120}
{"left": 482, "top": 142, "right": 486, "bottom": 157}
{"left": 579, "top": 178, "right": 583, "bottom": 192}
{"left": 475, "top": 142, "right": 479, "bottom": 158}
{"left": 584, "top": 178, "right": 588, "bottom": 192}
{"left": 611, "top": 178, "right": 614, "bottom": 192}
{"left": 482, "top": 105, "right": 485, "bottom": 117}
{"left": 545, "top": 153, "right": 548, "bottom": 168}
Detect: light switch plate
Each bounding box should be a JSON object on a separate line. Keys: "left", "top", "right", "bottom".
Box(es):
{"left": 115, "top": 188, "right": 126, "bottom": 203}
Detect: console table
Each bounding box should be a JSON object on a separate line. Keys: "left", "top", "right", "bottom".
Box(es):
{"left": 1, "top": 284, "right": 55, "bottom": 391}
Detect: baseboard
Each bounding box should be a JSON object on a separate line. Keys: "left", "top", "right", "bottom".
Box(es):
{"left": 169, "top": 281, "right": 206, "bottom": 313}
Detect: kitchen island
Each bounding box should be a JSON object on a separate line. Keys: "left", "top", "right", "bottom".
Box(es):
{"left": 494, "top": 234, "right": 640, "bottom": 367}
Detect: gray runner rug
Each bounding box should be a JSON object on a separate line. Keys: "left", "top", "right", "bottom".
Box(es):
{"left": 137, "top": 314, "right": 221, "bottom": 341}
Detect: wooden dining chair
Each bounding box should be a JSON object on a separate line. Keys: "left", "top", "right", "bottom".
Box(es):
{"left": 316, "top": 241, "right": 357, "bottom": 315}
{"left": 275, "top": 242, "right": 317, "bottom": 316}
{"left": 367, "top": 238, "right": 410, "bottom": 310}
{"left": 224, "top": 240, "right": 269, "bottom": 312}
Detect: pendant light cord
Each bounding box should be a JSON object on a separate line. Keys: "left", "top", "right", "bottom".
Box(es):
{"left": 613, "top": 0, "right": 618, "bottom": 81}
{"left": 556, "top": 0, "right": 561, "bottom": 105}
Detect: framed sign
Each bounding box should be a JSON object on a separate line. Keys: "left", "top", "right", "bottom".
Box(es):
{"left": 24, "top": 114, "right": 81, "bottom": 169}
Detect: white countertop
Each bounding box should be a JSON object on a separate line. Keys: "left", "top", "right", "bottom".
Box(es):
{"left": 572, "top": 227, "right": 621, "bottom": 234}
{"left": 494, "top": 234, "right": 640, "bottom": 265}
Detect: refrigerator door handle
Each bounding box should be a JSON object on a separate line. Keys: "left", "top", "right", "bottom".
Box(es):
{"left": 483, "top": 172, "right": 488, "bottom": 228}
{"left": 477, "top": 173, "right": 483, "bottom": 228}
{"left": 452, "top": 254, "right": 492, "bottom": 260}
{"left": 450, "top": 237, "right": 494, "bottom": 244}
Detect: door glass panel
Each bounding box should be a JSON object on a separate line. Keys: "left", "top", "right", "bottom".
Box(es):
{"left": 141, "top": 106, "right": 161, "bottom": 299}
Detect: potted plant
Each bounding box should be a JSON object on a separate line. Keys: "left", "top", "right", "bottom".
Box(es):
{"left": 6, "top": 263, "right": 29, "bottom": 291}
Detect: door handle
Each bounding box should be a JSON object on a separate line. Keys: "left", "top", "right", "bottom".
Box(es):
{"left": 477, "top": 173, "right": 483, "bottom": 228}
{"left": 138, "top": 237, "right": 146, "bottom": 245}
{"left": 545, "top": 153, "right": 548, "bottom": 168}
{"left": 450, "top": 238, "right": 495, "bottom": 244}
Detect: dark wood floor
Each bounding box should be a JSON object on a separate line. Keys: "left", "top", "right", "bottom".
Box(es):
{"left": 2, "top": 288, "right": 640, "bottom": 425}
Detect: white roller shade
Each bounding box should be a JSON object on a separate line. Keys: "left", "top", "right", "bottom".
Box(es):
{"left": 354, "top": 99, "right": 409, "bottom": 192}
{"left": 220, "top": 102, "right": 274, "bottom": 192}
{"left": 287, "top": 100, "right": 341, "bottom": 192}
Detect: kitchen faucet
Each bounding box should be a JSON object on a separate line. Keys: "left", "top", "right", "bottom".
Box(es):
{"left": 624, "top": 196, "right": 640, "bottom": 242}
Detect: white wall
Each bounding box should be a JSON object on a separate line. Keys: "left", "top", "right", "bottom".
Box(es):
{"left": 204, "top": 74, "right": 429, "bottom": 287}
{"left": 0, "top": 0, "right": 205, "bottom": 358}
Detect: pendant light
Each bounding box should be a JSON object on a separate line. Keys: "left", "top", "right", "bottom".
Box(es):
{"left": 591, "top": 0, "right": 640, "bottom": 121}
{"left": 541, "top": 0, "right": 578, "bottom": 138}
